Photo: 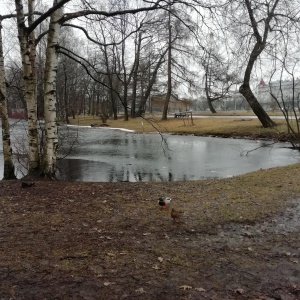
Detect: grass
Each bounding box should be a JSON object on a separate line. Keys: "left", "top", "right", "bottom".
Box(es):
{"left": 68, "top": 112, "right": 296, "bottom": 140}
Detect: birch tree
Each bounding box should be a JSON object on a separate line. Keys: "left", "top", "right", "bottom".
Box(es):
{"left": 0, "top": 18, "right": 15, "bottom": 179}
{"left": 42, "top": 0, "right": 63, "bottom": 178}
{"left": 15, "top": 0, "right": 40, "bottom": 174}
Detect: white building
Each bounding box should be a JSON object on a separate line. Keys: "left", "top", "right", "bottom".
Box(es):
{"left": 257, "top": 79, "right": 300, "bottom": 110}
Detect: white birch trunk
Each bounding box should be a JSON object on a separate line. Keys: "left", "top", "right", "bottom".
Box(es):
{"left": 43, "top": 0, "right": 63, "bottom": 177}
{"left": 0, "top": 20, "right": 16, "bottom": 179}
{"left": 15, "top": 0, "right": 39, "bottom": 175}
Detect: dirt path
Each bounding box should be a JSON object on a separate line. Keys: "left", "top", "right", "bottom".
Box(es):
{"left": 0, "top": 176, "right": 300, "bottom": 299}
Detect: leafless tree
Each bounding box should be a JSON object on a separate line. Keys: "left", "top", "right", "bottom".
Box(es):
{"left": 222, "top": 0, "right": 300, "bottom": 127}
{"left": 201, "top": 32, "right": 240, "bottom": 113}
{"left": 0, "top": 17, "right": 15, "bottom": 179}
{"left": 268, "top": 15, "right": 300, "bottom": 149}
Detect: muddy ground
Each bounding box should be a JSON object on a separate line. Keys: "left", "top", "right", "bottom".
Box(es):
{"left": 1, "top": 167, "right": 300, "bottom": 299}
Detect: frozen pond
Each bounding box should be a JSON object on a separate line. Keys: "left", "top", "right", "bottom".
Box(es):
{"left": 1, "top": 120, "right": 300, "bottom": 182}
{"left": 56, "top": 126, "right": 300, "bottom": 182}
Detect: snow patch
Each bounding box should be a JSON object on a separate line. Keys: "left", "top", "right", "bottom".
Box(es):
{"left": 66, "top": 124, "right": 135, "bottom": 133}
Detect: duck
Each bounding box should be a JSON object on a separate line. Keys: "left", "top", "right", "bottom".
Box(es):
{"left": 171, "top": 208, "right": 183, "bottom": 223}
{"left": 158, "top": 197, "right": 171, "bottom": 209}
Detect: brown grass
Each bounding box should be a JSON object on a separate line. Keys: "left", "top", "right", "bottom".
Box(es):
{"left": 69, "top": 113, "right": 296, "bottom": 140}
{"left": 1, "top": 163, "right": 300, "bottom": 298}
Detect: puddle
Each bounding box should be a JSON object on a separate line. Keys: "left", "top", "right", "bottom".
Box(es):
{"left": 220, "top": 199, "right": 300, "bottom": 239}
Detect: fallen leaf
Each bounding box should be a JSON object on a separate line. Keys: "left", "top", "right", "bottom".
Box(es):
{"left": 233, "top": 288, "right": 244, "bottom": 294}
{"left": 158, "top": 257, "right": 163, "bottom": 262}
{"left": 135, "top": 287, "right": 146, "bottom": 294}
{"left": 179, "top": 285, "right": 193, "bottom": 290}
{"left": 291, "top": 259, "right": 299, "bottom": 264}
{"left": 143, "top": 233, "right": 151, "bottom": 236}
{"left": 103, "top": 281, "right": 115, "bottom": 286}
{"left": 292, "top": 284, "right": 300, "bottom": 290}
{"left": 152, "top": 264, "right": 160, "bottom": 270}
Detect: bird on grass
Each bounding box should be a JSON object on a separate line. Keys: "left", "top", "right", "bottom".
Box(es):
{"left": 171, "top": 208, "right": 183, "bottom": 223}
{"left": 158, "top": 197, "right": 171, "bottom": 209}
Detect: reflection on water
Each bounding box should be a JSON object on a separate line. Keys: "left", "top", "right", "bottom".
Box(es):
{"left": 56, "top": 126, "right": 300, "bottom": 182}
{"left": 1, "top": 121, "right": 300, "bottom": 182}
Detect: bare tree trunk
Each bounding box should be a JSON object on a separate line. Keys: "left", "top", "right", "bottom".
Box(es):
{"left": 63, "top": 64, "right": 69, "bottom": 124}
{"left": 239, "top": 0, "right": 277, "bottom": 128}
{"left": 123, "top": 95, "right": 129, "bottom": 121}
{"left": 103, "top": 46, "right": 118, "bottom": 120}
{"left": 137, "top": 48, "right": 167, "bottom": 117}
{"left": 239, "top": 43, "right": 275, "bottom": 127}
{"left": 0, "top": 20, "right": 16, "bottom": 179}
{"left": 207, "top": 98, "right": 217, "bottom": 114}
{"left": 15, "top": 0, "right": 40, "bottom": 175}
{"left": 96, "top": 84, "right": 100, "bottom": 116}
{"left": 119, "top": 16, "right": 130, "bottom": 122}
{"left": 162, "top": 6, "right": 172, "bottom": 120}
{"left": 204, "top": 69, "right": 217, "bottom": 114}
{"left": 42, "top": 0, "right": 63, "bottom": 178}
{"left": 131, "top": 32, "right": 142, "bottom": 118}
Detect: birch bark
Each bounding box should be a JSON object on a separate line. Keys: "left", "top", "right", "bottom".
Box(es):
{"left": 42, "top": 0, "right": 63, "bottom": 177}
{"left": 15, "top": 0, "right": 39, "bottom": 174}
{"left": 0, "top": 20, "right": 16, "bottom": 179}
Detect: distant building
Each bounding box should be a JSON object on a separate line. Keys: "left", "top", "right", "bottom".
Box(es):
{"left": 257, "top": 79, "right": 300, "bottom": 110}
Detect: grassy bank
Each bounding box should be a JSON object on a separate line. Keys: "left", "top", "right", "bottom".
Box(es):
{"left": 69, "top": 112, "right": 294, "bottom": 140}
{"left": 1, "top": 163, "right": 300, "bottom": 299}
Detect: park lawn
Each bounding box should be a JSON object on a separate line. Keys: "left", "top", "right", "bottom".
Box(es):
{"left": 69, "top": 113, "right": 295, "bottom": 140}
{"left": 1, "top": 163, "right": 300, "bottom": 299}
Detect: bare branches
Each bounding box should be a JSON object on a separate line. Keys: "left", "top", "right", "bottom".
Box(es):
{"left": 59, "top": 0, "right": 172, "bottom": 24}
{"left": 244, "top": 0, "right": 262, "bottom": 43}
{"left": 57, "top": 45, "right": 124, "bottom": 105}
{"left": 27, "top": 0, "right": 71, "bottom": 34}
{"left": 62, "top": 22, "right": 143, "bottom": 47}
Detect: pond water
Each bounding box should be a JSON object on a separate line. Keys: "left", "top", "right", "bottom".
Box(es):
{"left": 1, "top": 120, "right": 300, "bottom": 182}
